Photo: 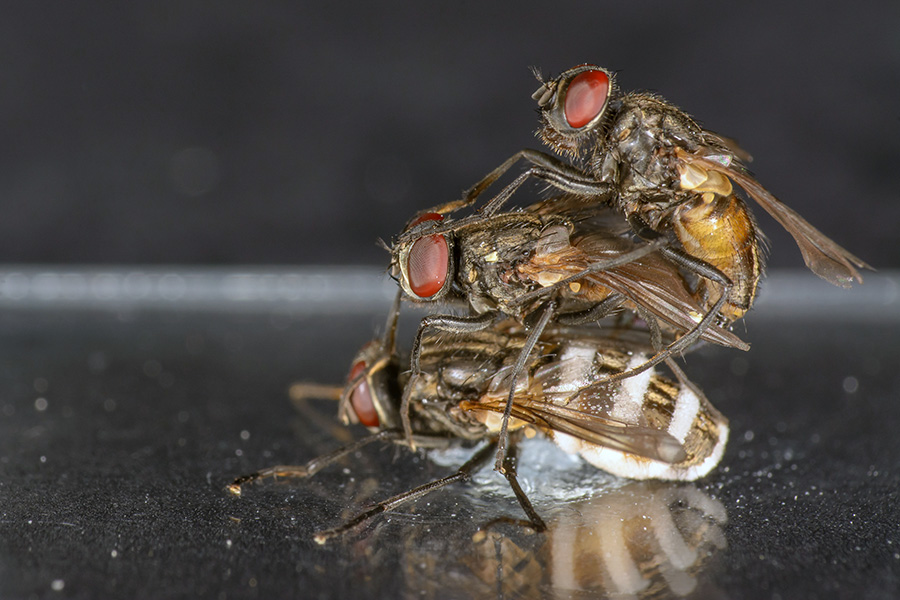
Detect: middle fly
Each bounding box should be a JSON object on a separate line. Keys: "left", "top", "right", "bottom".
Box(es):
{"left": 389, "top": 197, "right": 743, "bottom": 470}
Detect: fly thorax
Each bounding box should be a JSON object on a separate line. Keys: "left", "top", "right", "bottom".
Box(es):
{"left": 437, "top": 359, "right": 495, "bottom": 403}
{"left": 406, "top": 368, "right": 440, "bottom": 403}
{"left": 460, "top": 225, "right": 538, "bottom": 315}
{"left": 457, "top": 249, "right": 497, "bottom": 314}
{"left": 611, "top": 106, "right": 685, "bottom": 196}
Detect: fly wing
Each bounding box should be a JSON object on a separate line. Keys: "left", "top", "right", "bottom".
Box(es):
{"left": 528, "top": 196, "right": 633, "bottom": 235}
{"left": 574, "top": 234, "right": 749, "bottom": 350}
{"left": 681, "top": 151, "right": 871, "bottom": 287}
{"left": 701, "top": 129, "right": 754, "bottom": 163}
{"left": 461, "top": 396, "right": 688, "bottom": 465}
{"left": 519, "top": 199, "right": 746, "bottom": 349}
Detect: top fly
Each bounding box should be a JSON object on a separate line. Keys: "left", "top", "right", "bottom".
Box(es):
{"left": 433, "top": 63, "right": 870, "bottom": 325}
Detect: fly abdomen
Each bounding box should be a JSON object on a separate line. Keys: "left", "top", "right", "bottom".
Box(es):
{"left": 673, "top": 192, "right": 763, "bottom": 321}
{"left": 556, "top": 355, "right": 729, "bottom": 482}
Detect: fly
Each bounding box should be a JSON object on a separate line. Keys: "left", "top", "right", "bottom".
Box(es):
{"left": 427, "top": 63, "right": 870, "bottom": 326}
{"left": 390, "top": 197, "right": 743, "bottom": 470}
{"left": 228, "top": 293, "right": 729, "bottom": 542}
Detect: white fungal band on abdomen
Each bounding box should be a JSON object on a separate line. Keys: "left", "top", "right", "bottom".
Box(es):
{"left": 556, "top": 361, "right": 729, "bottom": 482}
{"left": 610, "top": 354, "right": 653, "bottom": 424}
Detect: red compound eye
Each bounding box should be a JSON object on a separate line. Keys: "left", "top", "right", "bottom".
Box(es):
{"left": 348, "top": 361, "right": 379, "bottom": 427}
{"left": 409, "top": 212, "right": 444, "bottom": 228}
{"left": 564, "top": 69, "right": 610, "bottom": 129}
{"left": 406, "top": 213, "right": 449, "bottom": 298}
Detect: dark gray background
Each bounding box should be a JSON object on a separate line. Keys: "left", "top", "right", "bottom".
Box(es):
{"left": 0, "top": 2, "right": 896, "bottom": 266}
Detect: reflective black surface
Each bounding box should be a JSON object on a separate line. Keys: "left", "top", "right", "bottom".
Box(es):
{"left": 1, "top": 269, "right": 899, "bottom": 599}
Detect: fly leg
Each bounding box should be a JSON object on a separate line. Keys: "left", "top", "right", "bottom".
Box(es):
{"left": 287, "top": 383, "right": 356, "bottom": 444}
{"left": 632, "top": 304, "right": 712, "bottom": 401}
{"left": 227, "top": 429, "right": 403, "bottom": 496}
{"left": 312, "top": 439, "right": 499, "bottom": 544}
{"left": 555, "top": 293, "right": 626, "bottom": 326}
{"left": 421, "top": 149, "right": 595, "bottom": 217}
{"left": 661, "top": 353, "right": 708, "bottom": 406}
{"left": 402, "top": 311, "right": 497, "bottom": 447}
{"left": 479, "top": 162, "right": 614, "bottom": 218}
{"left": 487, "top": 433, "right": 546, "bottom": 532}
{"left": 396, "top": 153, "right": 613, "bottom": 250}
{"left": 396, "top": 161, "right": 602, "bottom": 246}
{"left": 597, "top": 246, "right": 734, "bottom": 383}
{"left": 633, "top": 303, "right": 664, "bottom": 352}
{"left": 558, "top": 293, "right": 707, "bottom": 402}
{"left": 468, "top": 149, "right": 590, "bottom": 206}
{"left": 403, "top": 150, "right": 612, "bottom": 246}
{"left": 494, "top": 300, "right": 556, "bottom": 473}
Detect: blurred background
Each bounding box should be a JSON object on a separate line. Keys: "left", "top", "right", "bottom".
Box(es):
{"left": 0, "top": 2, "right": 896, "bottom": 268}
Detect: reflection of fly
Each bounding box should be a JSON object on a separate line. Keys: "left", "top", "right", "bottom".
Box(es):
{"left": 353, "top": 481, "right": 726, "bottom": 600}
{"left": 449, "top": 63, "right": 870, "bottom": 324}
{"left": 390, "top": 199, "right": 744, "bottom": 469}
{"left": 456, "top": 482, "right": 726, "bottom": 599}
{"left": 227, "top": 295, "right": 729, "bottom": 542}
{"left": 544, "top": 482, "right": 727, "bottom": 597}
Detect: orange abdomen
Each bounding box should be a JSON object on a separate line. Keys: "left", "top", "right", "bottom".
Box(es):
{"left": 673, "top": 194, "right": 763, "bottom": 322}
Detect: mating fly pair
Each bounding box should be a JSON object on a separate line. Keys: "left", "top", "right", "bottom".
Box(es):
{"left": 389, "top": 197, "right": 744, "bottom": 474}
{"left": 393, "top": 62, "right": 869, "bottom": 473}
{"left": 229, "top": 295, "right": 729, "bottom": 542}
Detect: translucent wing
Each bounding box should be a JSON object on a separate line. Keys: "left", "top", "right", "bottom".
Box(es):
{"left": 678, "top": 149, "right": 871, "bottom": 287}
{"left": 576, "top": 235, "right": 747, "bottom": 349}
{"left": 517, "top": 209, "right": 748, "bottom": 350}
{"left": 460, "top": 396, "right": 688, "bottom": 465}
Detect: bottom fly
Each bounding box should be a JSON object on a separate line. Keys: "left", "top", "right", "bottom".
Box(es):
{"left": 228, "top": 296, "right": 729, "bottom": 542}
